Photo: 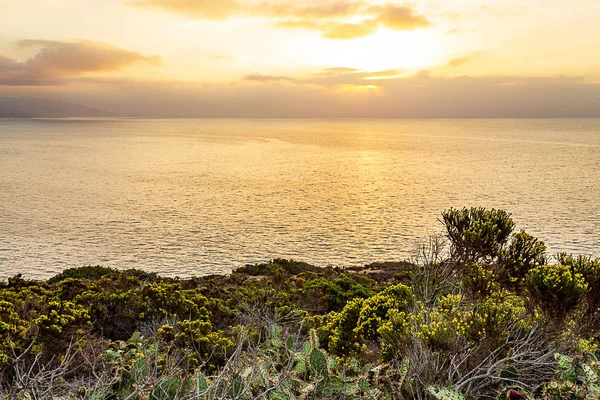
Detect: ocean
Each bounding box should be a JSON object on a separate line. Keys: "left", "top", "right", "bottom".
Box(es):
{"left": 1, "top": 118, "right": 598, "bottom": 279}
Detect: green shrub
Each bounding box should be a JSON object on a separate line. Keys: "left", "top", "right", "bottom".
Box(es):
{"left": 326, "top": 284, "right": 413, "bottom": 356}
{"left": 462, "top": 263, "right": 499, "bottom": 299}
{"left": 526, "top": 264, "right": 589, "bottom": 314}
{"left": 301, "top": 274, "right": 374, "bottom": 312}
{"left": 48, "top": 265, "right": 118, "bottom": 283}
{"left": 498, "top": 231, "right": 547, "bottom": 285}
{"left": 442, "top": 207, "right": 515, "bottom": 264}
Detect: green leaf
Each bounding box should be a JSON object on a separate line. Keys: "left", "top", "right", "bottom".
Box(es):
{"left": 583, "top": 364, "right": 598, "bottom": 383}
{"left": 90, "top": 388, "right": 107, "bottom": 400}
{"left": 231, "top": 375, "right": 244, "bottom": 398}
{"left": 310, "top": 349, "right": 328, "bottom": 376}
{"left": 358, "top": 378, "right": 369, "bottom": 392}
{"left": 361, "top": 364, "right": 373, "bottom": 375}
{"left": 500, "top": 365, "right": 517, "bottom": 379}
{"left": 131, "top": 358, "right": 148, "bottom": 381}
{"left": 130, "top": 331, "right": 141, "bottom": 342}
{"left": 555, "top": 354, "right": 573, "bottom": 370}
{"left": 269, "top": 390, "right": 289, "bottom": 400}
{"left": 104, "top": 349, "right": 120, "bottom": 359}
{"left": 294, "top": 357, "right": 306, "bottom": 375}
{"left": 316, "top": 376, "right": 344, "bottom": 396}
{"left": 428, "top": 386, "right": 466, "bottom": 400}
{"left": 303, "top": 341, "right": 311, "bottom": 356}
{"left": 196, "top": 372, "right": 208, "bottom": 392}
{"left": 272, "top": 324, "right": 281, "bottom": 338}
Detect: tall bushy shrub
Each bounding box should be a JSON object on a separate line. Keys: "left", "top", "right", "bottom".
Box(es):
{"left": 442, "top": 207, "right": 515, "bottom": 264}
{"left": 526, "top": 264, "right": 589, "bottom": 315}
{"left": 498, "top": 231, "right": 547, "bottom": 285}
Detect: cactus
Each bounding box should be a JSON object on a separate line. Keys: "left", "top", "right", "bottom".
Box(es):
{"left": 196, "top": 371, "right": 208, "bottom": 392}
{"left": 316, "top": 376, "right": 345, "bottom": 397}
{"left": 310, "top": 348, "right": 328, "bottom": 376}
{"left": 397, "top": 358, "right": 409, "bottom": 388}
{"left": 428, "top": 386, "right": 467, "bottom": 400}
{"left": 358, "top": 377, "right": 370, "bottom": 392}
{"left": 294, "top": 355, "right": 307, "bottom": 375}
{"left": 269, "top": 390, "right": 290, "bottom": 400}
{"left": 543, "top": 353, "right": 600, "bottom": 399}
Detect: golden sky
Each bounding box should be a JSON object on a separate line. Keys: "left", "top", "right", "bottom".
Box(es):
{"left": 1, "top": 0, "right": 599, "bottom": 116}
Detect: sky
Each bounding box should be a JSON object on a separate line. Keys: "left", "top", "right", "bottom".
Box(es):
{"left": 1, "top": 0, "right": 599, "bottom": 117}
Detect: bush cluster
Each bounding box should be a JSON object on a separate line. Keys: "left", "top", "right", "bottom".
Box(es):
{"left": 1, "top": 208, "right": 599, "bottom": 399}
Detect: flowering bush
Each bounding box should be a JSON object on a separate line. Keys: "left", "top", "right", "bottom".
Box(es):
{"left": 526, "top": 264, "right": 589, "bottom": 314}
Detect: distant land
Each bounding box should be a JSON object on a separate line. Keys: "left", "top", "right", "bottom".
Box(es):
{"left": 0, "top": 97, "right": 113, "bottom": 118}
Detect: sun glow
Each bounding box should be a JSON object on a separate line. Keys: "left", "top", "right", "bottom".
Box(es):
{"left": 296, "top": 28, "right": 447, "bottom": 72}
{"left": 339, "top": 84, "right": 380, "bottom": 91}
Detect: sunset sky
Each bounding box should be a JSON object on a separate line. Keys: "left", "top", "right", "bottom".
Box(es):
{"left": 1, "top": 0, "right": 600, "bottom": 117}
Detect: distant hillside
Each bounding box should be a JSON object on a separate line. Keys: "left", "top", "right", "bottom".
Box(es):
{"left": 0, "top": 97, "right": 113, "bottom": 118}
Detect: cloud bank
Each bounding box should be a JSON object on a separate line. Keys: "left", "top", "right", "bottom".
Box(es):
{"left": 130, "top": 1, "right": 431, "bottom": 39}
{"left": 5, "top": 71, "right": 598, "bottom": 118}
{"left": 0, "top": 40, "right": 162, "bottom": 86}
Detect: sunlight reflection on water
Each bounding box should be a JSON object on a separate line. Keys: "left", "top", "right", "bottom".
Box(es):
{"left": 0, "top": 118, "right": 598, "bottom": 279}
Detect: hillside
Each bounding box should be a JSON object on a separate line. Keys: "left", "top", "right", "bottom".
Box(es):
{"left": 0, "top": 96, "right": 113, "bottom": 118}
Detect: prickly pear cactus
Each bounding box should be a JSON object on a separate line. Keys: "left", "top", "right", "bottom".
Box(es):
{"left": 428, "top": 386, "right": 467, "bottom": 400}
{"left": 310, "top": 348, "right": 328, "bottom": 376}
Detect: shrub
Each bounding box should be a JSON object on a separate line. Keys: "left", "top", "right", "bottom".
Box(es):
{"left": 442, "top": 207, "right": 515, "bottom": 264}
{"left": 326, "top": 284, "right": 413, "bottom": 356}
{"left": 526, "top": 264, "right": 589, "bottom": 315}
{"left": 462, "top": 263, "right": 499, "bottom": 299}
{"left": 301, "top": 274, "right": 374, "bottom": 312}
{"left": 48, "top": 265, "right": 118, "bottom": 283}
{"left": 498, "top": 231, "right": 547, "bottom": 285}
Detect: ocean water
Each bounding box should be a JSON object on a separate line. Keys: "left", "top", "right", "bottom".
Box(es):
{"left": 0, "top": 118, "right": 598, "bottom": 280}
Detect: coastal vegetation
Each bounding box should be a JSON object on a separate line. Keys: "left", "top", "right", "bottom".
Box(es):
{"left": 1, "top": 208, "right": 599, "bottom": 399}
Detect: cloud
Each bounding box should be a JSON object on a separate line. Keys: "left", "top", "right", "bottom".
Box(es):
{"left": 244, "top": 73, "right": 294, "bottom": 82}
{"left": 7, "top": 72, "right": 600, "bottom": 117}
{"left": 370, "top": 4, "right": 431, "bottom": 30}
{"left": 208, "top": 55, "right": 234, "bottom": 62}
{"left": 132, "top": 1, "right": 432, "bottom": 39}
{"left": 0, "top": 40, "right": 161, "bottom": 86}
{"left": 448, "top": 57, "right": 469, "bottom": 67}
{"left": 130, "top": 0, "right": 241, "bottom": 20}
{"left": 272, "top": 19, "right": 324, "bottom": 30}
{"left": 240, "top": 67, "right": 403, "bottom": 87}
{"left": 321, "top": 67, "right": 360, "bottom": 74}
{"left": 132, "top": 0, "right": 364, "bottom": 20}
{"left": 273, "top": 20, "right": 379, "bottom": 39}
{"left": 363, "top": 69, "right": 403, "bottom": 79}
{"left": 298, "top": 67, "right": 403, "bottom": 86}
{"left": 412, "top": 69, "right": 431, "bottom": 79}
{"left": 253, "top": 1, "right": 363, "bottom": 19}
{"left": 322, "top": 20, "right": 377, "bottom": 39}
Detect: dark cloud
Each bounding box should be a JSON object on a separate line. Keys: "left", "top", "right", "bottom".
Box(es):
{"left": 0, "top": 40, "right": 161, "bottom": 86}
